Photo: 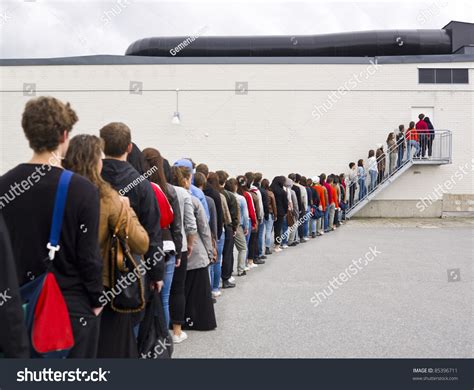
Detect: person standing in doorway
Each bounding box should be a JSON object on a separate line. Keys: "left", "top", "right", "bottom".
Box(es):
{"left": 416, "top": 113, "right": 429, "bottom": 158}
{"left": 424, "top": 117, "right": 435, "bottom": 159}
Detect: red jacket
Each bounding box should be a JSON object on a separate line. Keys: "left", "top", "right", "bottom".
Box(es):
{"left": 416, "top": 119, "right": 428, "bottom": 134}
{"left": 243, "top": 191, "right": 257, "bottom": 229}
{"left": 323, "top": 182, "right": 333, "bottom": 205}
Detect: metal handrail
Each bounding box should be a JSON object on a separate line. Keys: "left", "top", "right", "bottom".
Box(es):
{"left": 345, "top": 129, "right": 452, "bottom": 215}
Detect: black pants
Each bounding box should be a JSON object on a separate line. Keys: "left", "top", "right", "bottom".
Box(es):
{"left": 221, "top": 225, "right": 234, "bottom": 281}
{"left": 274, "top": 215, "right": 283, "bottom": 245}
{"left": 65, "top": 294, "right": 101, "bottom": 358}
{"left": 427, "top": 134, "right": 434, "bottom": 157}
{"left": 349, "top": 183, "right": 356, "bottom": 208}
{"left": 169, "top": 251, "right": 188, "bottom": 325}
{"left": 420, "top": 134, "right": 428, "bottom": 157}
{"left": 97, "top": 305, "right": 138, "bottom": 358}
{"left": 248, "top": 230, "right": 259, "bottom": 260}
{"left": 183, "top": 267, "right": 216, "bottom": 331}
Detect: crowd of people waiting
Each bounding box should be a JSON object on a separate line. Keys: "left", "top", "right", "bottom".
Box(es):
{"left": 345, "top": 113, "right": 436, "bottom": 206}
{"left": 0, "top": 98, "right": 434, "bottom": 358}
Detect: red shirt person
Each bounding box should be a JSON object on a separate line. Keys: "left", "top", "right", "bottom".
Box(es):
{"left": 416, "top": 113, "right": 428, "bottom": 134}
{"left": 416, "top": 113, "right": 429, "bottom": 157}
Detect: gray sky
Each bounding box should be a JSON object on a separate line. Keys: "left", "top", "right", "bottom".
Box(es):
{"left": 0, "top": 0, "right": 472, "bottom": 58}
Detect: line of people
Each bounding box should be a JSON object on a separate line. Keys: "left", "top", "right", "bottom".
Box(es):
{"left": 345, "top": 113, "right": 436, "bottom": 207}
{"left": 0, "top": 96, "right": 362, "bottom": 358}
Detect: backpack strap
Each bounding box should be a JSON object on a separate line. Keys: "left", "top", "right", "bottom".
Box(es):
{"left": 46, "top": 170, "right": 73, "bottom": 261}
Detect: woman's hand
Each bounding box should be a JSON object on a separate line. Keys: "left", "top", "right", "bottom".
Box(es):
{"left": 150, "top": 280, "right": 163, "bottom": 292}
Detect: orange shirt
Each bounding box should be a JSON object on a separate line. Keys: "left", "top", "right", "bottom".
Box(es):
{"left": 406, "top": 128, "right": 418, "bottom": 142}
{"left": 313, "top": 185, "right": 326, "bottom": 211}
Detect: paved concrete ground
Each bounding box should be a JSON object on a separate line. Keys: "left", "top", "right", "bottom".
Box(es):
{"left": 174, "top": 218, "right": 473, "bottom": 358}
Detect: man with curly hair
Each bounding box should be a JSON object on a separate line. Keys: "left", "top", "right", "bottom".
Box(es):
{"left": 0, "top": 96, "right": 104, "bottom": 358}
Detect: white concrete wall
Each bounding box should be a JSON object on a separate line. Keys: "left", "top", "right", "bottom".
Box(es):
{"left": 1, "top": 60, "right": 473, "bottom": 203}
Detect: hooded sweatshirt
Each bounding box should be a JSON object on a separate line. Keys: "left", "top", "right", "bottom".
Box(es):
{"left": 101, "top": 159, "right": 164, "bottom": 281}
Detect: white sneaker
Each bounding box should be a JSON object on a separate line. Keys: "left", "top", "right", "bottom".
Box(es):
{"left": 319, "top": 231, "right": 325, "bottom": 235}
{"left": 303, "top": 237, "right": 310, "bottom": 241}
{"left": 282, "top": 244, "right": 289, "bottom": 249}
{"left": 212, "top": 290, "right": 222, "bottom": 298}
{"left": 244, "top": 266, "right": 250, "bottom": 271}
{"left": 172, "top": 331, "right": 188, "bottom": 344}
{"left": 250, "top": 263, "right": 258, "bottom": 268}
{"left": 229, "top": 276, "right": 235, "bottom": 283}
{"left": 274, "top": 247, "right": 282, "bottom": 253}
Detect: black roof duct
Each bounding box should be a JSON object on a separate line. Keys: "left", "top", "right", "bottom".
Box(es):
{"left": 125, "top": 29, "right": 454, "bottom": 57}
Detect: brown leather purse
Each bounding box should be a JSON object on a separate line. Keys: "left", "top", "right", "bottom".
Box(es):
{"left": 109, "top": 203, "right": 146, "bottom": 313}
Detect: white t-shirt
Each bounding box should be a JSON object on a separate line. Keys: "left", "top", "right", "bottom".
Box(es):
{"left": 367, "top": 156, "right": 378, "bottom": 173}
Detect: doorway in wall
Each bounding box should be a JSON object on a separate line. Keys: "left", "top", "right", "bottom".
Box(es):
{"left": 411, "top": 106, "right": 434, "bottom": 123}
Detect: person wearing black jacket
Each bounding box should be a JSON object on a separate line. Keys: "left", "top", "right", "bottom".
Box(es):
{"left": 295, "top": 173, "right": 307, "bottom": 243}
{"left": 424, "top": 117, "right": 435, "bottom": 159}
{"left": 196, "top": 164, "right": 229, "bottom": 285}
{"left": 196, "top": 164, "right": 224, "bottom": 242}
{"left": 0, "top": 97, "right": 104, "bottom": 358}
{"left": 270, "top": 176, "right": 288, "bottom": 252}
{"left": 99, "top": 123, "right": 164, "bottom": 290}
{"left": 142, "top": 148, "right": 183, "bottom": 328}
{"left": 0, "top": 212, "right": 29, "bottom": 358}
{"left": 253, "top": 172, "right": 269, "bottom": 259}
{"left": 289, "top": 173, "right": 304, "bottom": 244}
{"left": 216, "top": 170, "right": 239, "bottom": 286}
{"left": 301, "top": 176, "right": 312, "bottom": 240}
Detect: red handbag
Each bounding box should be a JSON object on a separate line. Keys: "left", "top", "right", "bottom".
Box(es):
{"left": 31, "top": 273, "right": 74, "bottom": 354}
{"left": 20, "top": 170, "right": 75, "bottom": 358}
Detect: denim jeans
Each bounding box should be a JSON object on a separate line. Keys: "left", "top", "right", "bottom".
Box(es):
{"left": 281, "top": 215, "right": 288, "bottom": 245}
{"left": 349, "top": 182, "right": 356, "bottom": 208}
{"left": 303, "top": 206, "right": 310, "bottom": 237}
{"left": 257, "top": 221, "right": 265, "bottom": 256}
{"left": 161, "top": 256, "right": 176, "bottom": 328}
{"left": 264, "top": 214, "right": 274, "bottom": 249}
{"left": 397, "top": 147, "right": 404, "bottom": 168}
{"left": 310, "top": 218, "right": 317, "bottom": 234}
{"left": 358, "top": 178, "right": 367, "bottom": 200}
{"left": 210, "top": 230, "right": 225, "bottom": 292}
{"left": 323, "top": 208, "right": 329, "bottom": 232}
{"left": 369, "top": 170, "right": 377, "bottom": 192}
{"left": 407, "top": 140, "right": 420, "bottom": 159}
